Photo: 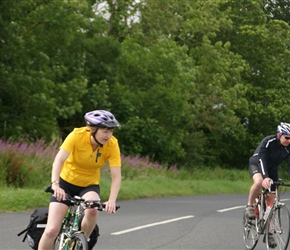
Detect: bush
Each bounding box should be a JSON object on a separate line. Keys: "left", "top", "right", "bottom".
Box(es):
{"left": 0, "top": 139, "right": 58, "bottom": 188}
{"left": 2, "top": 151, "right": 28, "bottom": 187}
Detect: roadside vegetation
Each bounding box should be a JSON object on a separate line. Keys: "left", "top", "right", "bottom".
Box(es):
{"left": 2, "top": 1, "right": 290, "bottom": 213}
{"left": 0, "top": 139, "right": 263, "bottom": 212}
{"left": 2, "top": 0, "right": 290, "bottom": 173}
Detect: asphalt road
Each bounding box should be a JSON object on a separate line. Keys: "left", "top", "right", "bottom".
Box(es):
{"left": 2, "top": 193, "right": 290, "bottom": 250}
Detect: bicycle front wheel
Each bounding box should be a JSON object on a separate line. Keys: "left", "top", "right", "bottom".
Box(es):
{"left": 243, "top": 212, "right": 259, "bottom": 250}
{"left": 53, "top": 232, "right": 88, "bottom": 250}
{"left": 69, "top": 232, "right": 88, "bottom": 250}
{"left": 266, "top": 204, "right": 290, "bottom": 250}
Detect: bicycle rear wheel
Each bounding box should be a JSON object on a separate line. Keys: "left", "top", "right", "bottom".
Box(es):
{"left": 266, "top": 204, "right": 290, "bottom": 250}
{"left": 243, "top": 212, "right": 259, "bottom": 250}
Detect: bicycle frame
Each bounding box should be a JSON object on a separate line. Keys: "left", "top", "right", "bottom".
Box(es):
{"left": 254, "top": 189, "right": 271, "bottom": 234}
{"left": 68, "top": 197, "right": 84, "bottom": 234}
{"left": 54, "top": 198, "right": 85, "bottom": 250}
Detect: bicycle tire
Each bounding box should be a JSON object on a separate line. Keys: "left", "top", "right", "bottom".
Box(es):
{"left": 69, "top": 232, "right": 88, "bottom": 250}
{"left": 266, "top": 204, "right": 290, "bottom": 250}
{"left": 242, "top": 211, "right": 259, "bottom": 250}
{"left": 53, "top": 232, "right": 88, "bottom": 250}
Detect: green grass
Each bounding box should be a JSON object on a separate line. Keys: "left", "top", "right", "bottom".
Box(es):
{"left": 117, "top": 178, "right": 251, "bottom": 199}
{"left": 0, "top": 173, "right": 252, "bottom": 212}
{"left": 0, "top": 139, "right": 255, "bottom": 212}
{"left": 0, "top": 187, "right": 51, "bottom": 212}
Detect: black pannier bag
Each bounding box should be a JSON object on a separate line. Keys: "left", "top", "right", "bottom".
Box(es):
{"left": 17, "top": 207, "right": 48, "bottom": 249}
{"left": 18, "top": 207, "right": 100, "bottom": 250}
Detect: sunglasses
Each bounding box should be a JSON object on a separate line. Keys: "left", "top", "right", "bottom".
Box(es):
{"left": 284, "top": 136, "right": 290, "bottom": 140}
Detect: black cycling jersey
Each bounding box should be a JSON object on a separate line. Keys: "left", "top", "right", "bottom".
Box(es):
{"left": 249, "top": 134, "right": 290, "bottom": 178}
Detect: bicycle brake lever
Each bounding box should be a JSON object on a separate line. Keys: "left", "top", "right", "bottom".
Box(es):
{"left": 268, "top": 180, "right": 274, "bottom": 192}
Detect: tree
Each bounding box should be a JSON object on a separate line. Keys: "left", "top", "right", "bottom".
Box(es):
{"left": 106, "top": 38, "right": 195, "bottom": 164}
{"left": 0, "top": 0, "right": 92, "bottom": 141}
{"left": 91, "top": 0, "right": 249, "bottom": 167}
{"left": 264, "top": 0, "right": 290, "bottom": 24}
{"left": 219, "top": 0, "right": 290, "bottom": 165}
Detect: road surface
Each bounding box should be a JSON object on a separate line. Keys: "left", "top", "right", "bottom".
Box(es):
{"left": 2, "top": 193, "right": 290, "bottom": 249}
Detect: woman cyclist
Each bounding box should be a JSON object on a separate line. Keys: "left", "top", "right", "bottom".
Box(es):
{"left": 38, "top": 110, "right": 121, "bottom": 250}
{"left": 245, "top": 122, "right": 290, "bottom": 248}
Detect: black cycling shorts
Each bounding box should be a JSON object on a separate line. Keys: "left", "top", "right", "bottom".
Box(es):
{"left": 249, "top": 164, "right": 260, "bottom": 177}
{"left": 50, "top": 178, "right": 100, "bottom": 206}
{"left": 249, "top": 164, "right": 278, "bottom": 190}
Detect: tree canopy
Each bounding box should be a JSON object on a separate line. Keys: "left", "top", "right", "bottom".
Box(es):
{"left": 1, "top": 0, "right": 290, "bottom": 169}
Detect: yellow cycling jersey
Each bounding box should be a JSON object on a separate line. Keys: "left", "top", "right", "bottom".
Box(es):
{"left": 60, "top": 127, "right": 121, "bottom": 187}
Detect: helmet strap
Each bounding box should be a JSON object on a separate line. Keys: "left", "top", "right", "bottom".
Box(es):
{"left": 92, "top": 129, "right": 103, "bottom": 147}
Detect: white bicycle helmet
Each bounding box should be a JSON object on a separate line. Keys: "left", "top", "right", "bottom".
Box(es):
{"left": 277, "top": 122, "right": 290, "bottom": 135}
{"left": 84, "top": 110, "right": 120, "bottom": 128}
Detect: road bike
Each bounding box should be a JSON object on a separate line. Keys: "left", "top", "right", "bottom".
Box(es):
{"left": 45, "top": 186, "right": 119, "bottom": 250}
{"left": 242, "top": 179, "right": 290, "bottom": 250}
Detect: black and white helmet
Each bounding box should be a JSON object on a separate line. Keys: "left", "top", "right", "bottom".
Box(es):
{"left": 277, "top": 122, "right": 290, "bottom": 135}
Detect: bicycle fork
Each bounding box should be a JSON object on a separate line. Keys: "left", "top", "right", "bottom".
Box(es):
{"left": 60, "top": 234, "right": 75, "bottom": 250}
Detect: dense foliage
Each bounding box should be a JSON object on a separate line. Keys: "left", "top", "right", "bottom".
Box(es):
{"left": 0, "top": 138, "right": 181, "bottom": 188}
{"left": 1, "top": 0, "right": 290, "bottom": 169}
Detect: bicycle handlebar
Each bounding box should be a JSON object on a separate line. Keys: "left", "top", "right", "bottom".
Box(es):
{"left": 45, "top": 186, "right": 120, "bottom": 211}
{"left": 272, "top": 180, "right": 290, "bottom": 187}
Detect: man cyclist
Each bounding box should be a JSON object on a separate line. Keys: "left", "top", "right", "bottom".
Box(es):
{"left": 38, "top": 110, "right": 121, "bottom": 250}
{"left": 245, "top": 122, "right": 290, "bottom": 248}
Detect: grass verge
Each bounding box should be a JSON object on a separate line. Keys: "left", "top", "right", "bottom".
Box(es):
{"left": 0, "top": 176, "right": 252, "bottom": 213}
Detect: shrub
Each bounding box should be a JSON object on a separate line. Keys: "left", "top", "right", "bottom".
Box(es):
{"left": 0, "top": 139, "right": 58, "bottom": 188}
{"left": 1, "top": 151, "right": 28, "bottom": 187}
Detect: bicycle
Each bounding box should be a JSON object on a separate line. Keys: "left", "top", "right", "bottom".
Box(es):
{"left": 243, "top": 179, "right": 290, "bottom": 250}
{"left": 45, "top": 186, "right": 119, "bottom": 250}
